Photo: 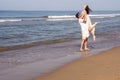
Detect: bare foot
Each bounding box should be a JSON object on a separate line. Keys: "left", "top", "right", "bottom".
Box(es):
{"left": 84, "top": 48, "right": 90, "bottom": 51}
{"left": 94, "top": 22, "right": 99, "bottom": 26}
{"left": 80, "top": 48, "right": 83, "bottom": 52}
{"left": 93, "top": 22, "right": 99, "bottom": 27}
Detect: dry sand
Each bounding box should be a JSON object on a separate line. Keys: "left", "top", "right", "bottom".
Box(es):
{"left": 33, "top": 46, "right": 120, "bottom": 80}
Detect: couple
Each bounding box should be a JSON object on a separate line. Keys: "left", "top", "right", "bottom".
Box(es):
{"left": 76, "top": 5, "right": 98, "bottom": 52}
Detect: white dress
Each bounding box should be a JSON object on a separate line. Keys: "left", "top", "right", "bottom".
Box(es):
{"left": 79, "top": 15, "right": 95, "bottom": 39}
{"left": 79, "top": 18, "right": 89, "bottom": 39}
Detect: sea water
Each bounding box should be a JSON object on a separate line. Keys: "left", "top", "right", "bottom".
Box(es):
{"left": 0, "top": 10, "right": 120, "bottom": 68}
{"left": 0, "top": 10, "right": 120, "bottom": 47}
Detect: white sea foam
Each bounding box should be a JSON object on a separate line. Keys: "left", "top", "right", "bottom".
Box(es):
{"left": 46, "top": 15, "right": 76, "bottom": 21}
{"left": 89, "top": 14, "right": 120, "bottom": 18}
{"left": 0, "top": 14, "right": 120, "bottom": 22}
{"left": 46, "top": 18, "right": 76, "bottom": 21}
{"left": 46, "top": 14, "right": 120, "bottom": 21}
{"left": 47, "top": 14, "right": 120, "bottom": 19}
{"left": 0, "top": 19, "right": 22, "bottom": 22}
{"left": 48, "top": 15, "right": 75, "bottom": 19}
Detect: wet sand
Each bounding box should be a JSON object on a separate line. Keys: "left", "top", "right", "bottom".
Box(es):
{"left": 0, "top": 37, "right": 120, "bottom": 80}
{"left": 33, "top": 46, "right": 120, "bottom": 80}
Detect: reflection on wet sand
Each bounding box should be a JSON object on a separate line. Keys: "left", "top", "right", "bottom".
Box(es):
{"left": 80, "top": 51, "right": 89, "bottom": 57}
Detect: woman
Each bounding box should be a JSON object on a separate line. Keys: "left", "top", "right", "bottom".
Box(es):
{"left": 76, "top": 5, "right": 98, "bottom": 51}
{"left": 84, "top": 5, "right": 98, "bottom": 41}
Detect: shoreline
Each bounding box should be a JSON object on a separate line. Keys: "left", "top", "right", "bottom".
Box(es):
{"left": 0, "top": 10, "right": 120, "bottom": 80}
{"left": 0, "top": 38, "right": 120, "bottom": 80}
{"left": 0, "top": 38, "right": 73, "bottom": 52}
{"left": 33, "top": 46, "right": 120, "bottom": 80}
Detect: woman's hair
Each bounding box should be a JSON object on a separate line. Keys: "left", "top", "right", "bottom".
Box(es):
{"left": 85, "top": 5, "right": 92, "bottom": 14}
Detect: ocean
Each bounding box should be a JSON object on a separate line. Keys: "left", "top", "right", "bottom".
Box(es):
{"left": 0, "top": 10, "right": 120, "bottom": 47}
{"left": 0, "top": 10, "right": 120, "bottom": 80}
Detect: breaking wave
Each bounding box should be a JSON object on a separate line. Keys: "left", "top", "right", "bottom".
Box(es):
{"left": 0, "top": 14, "right": 120, "bottom": 22}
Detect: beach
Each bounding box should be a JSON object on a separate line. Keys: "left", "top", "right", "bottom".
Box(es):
{"left": 0, "top": 38, "right": 120, "bottom": 80}
{"left": 0, "top": 10, "right": 120, "bottom": 80}
{"left": 1, "top": 0, "right": 120, "bottom": 79}
{"left": 33, "top": 46, "right": 120, "bottom": 80}
{"left": 0, "top": 37, "right": 119, "bottom": 80}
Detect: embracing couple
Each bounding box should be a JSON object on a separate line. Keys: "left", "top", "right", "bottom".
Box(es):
{"left": 76, "top": 5, "right": 99, "bottom": 52}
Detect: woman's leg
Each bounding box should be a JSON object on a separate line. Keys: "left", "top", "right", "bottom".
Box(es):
{"left": 80, "top": 38, "right": 85, "bottom": 52}
{"left": 89, "top": 22, "right": 98, "bottom": 41}
{"left": 89, "top": 22, "right": 98, "bottom": 32}
{"left": 84, "top": 38, "right": 90, "bottom": 51}
{"left": 91, "top": 28, "right": 96, "bottom": 41}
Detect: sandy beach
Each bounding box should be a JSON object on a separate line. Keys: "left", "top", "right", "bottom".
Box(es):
{"left": 0, "top": 7, "right": 120, "bottom": 80}
{"left": 1, "top": 38, "right": 119, "bottom": 80}
{"left": 33, "top": 46, "right": 120, "bottom": 80}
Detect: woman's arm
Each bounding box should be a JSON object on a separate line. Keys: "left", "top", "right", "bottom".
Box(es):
{"left": 81, "top": 10, "right": 87, "bottom": 23}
